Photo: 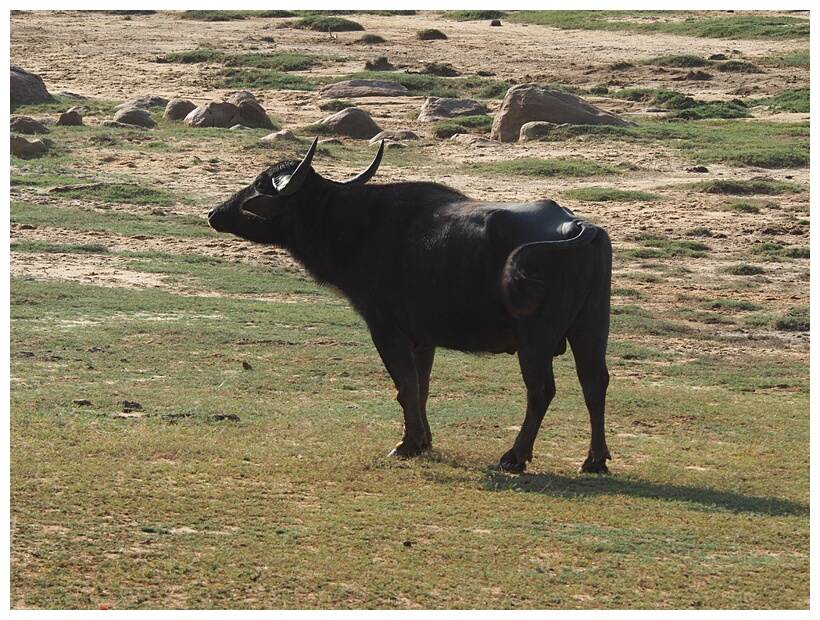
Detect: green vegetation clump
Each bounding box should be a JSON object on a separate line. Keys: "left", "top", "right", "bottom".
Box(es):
{"left": 626, "top": 235, "right": 710, "bottom": 259}
{"left": 724, "top": 263, "right": 765, "bottom": 276}
{"left": 288, "top": 15, "right": 364, "bottom": 32}
{"left": 752, "top": 88, "right": 810, "bottom": 114}
{"left": 563, "top": 187, "right": 662, "bottom": 202}
{"left": 179, "top": 10, "right": 245, "bottom": 21}
{"left": 356, "top": 34, "right": 387, "bottom": 44}
{"left": 417, "top": 28, "right": 448, "bottom": 40}
{"left": 475, "top": 158, "right": 623, "bottom": 178}
{"left": 692, "top": 179, "right": 804, "bottom": 195}
{"left": 433, "top": 115, "right": 493, "bottom": 138}
{"left": 160, "top": 49, "right": 318, "bottom": 72}
{"left": 444, "top": 10, "right": 506, "bottom": 21}
{"left": 507, "top": 11, "right": 809, "bottom": 40}
{"left": 752, "top": 242, "right": 809, "bottom": 260}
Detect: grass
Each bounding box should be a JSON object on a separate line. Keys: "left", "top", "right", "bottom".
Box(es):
{"left": 563, "top": 187, "right": 662, "bottom": 202}
{"left": 10, "top": 268, "right": 809, "bottom": 608}
{"left": 472, "top": 158, "right": 624, "bottom": 178}
{"left": 8, "top": 15, "right": 810, "bottom": 607}
{"left": 507, "top": 11, "right": 809, "bottom": 40}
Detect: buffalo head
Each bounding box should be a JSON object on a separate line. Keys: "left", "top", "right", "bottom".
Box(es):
{"left": 208, "top": 137, "right": 384, "bottom": 238}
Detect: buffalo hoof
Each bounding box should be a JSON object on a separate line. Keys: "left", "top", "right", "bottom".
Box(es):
{"left": 579, "top": 458, "right": 610, "bottom": 474}
{"left": 387, "top": 440, "right": 430, "bottom": 459}
{"left": 495, "top": 449, "right": 529, "bottom": 472}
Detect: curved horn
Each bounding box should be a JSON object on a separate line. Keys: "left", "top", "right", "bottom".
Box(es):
{"left": 275, "top": 137, "right": 319, "bottom": 196}
{"left": 341, "top": 140, "right": 384, "bottom": 185}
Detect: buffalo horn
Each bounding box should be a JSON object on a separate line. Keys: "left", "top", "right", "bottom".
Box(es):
{"left": 275, "top": 136, "right": 319, "bottom": 196}
{"left": 341, "top": 140, "right": 384, "bottom": 185}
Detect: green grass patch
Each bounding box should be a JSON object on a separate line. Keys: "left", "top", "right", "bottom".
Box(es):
{"left": 563, "top": 187, "right": 662, "bottom": 202}
{"left": 626, "top": 234, "right": 710, "bottom": 259}
{"left": 417, "top": 28, "right": 448, "bottom": 40}
{"left": 10, "top": 202, "right": 213, "bottom": 239}
{"left": 160, "top": 49, "right": 319, "bottom": 72}
{"left": 473, "top": 158, "right": 623, "bottom": 179}
{"left": 703, "top": 299, "right": 762, "bottom": 312}
{"left": 507, "top": 11, "right": 809, "bottom": 40}
{"left": 11, "top": 241, "right": 111, "bottom": 255}
{"left": 432, "top": 115, "right": 493, "bottom": 139}
{"left": 44, "top": 182, "right": 179, "bottom": 206}
{"left": 9, "top": 270, "right": 809, "bottom": 608}
{"left": 442, "top": 10, "right": 506, "bottom": 21}
{"left": 723, "top": 264, "right": 765, "bottom": 276}
{"left": 691, "top": 179, "right": 804, "bottom": 196}
{"left": 179, "top": 10, "right": 246, "bottom": 21}
{"left": 286, "top": 15, "right": 364, "bottom": 32}
{"left": 751, "top": 88, "right": 810, "bottom": 114}
{"left": 752, "top": 242, "right": 809, "bottom": 260}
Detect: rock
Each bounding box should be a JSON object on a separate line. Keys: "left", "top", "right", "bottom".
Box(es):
{"left": 184, "top": 102, "right": 242, "bottom": 128}
{"left": 260, "top": 128, "right": 297, "bottom": 143}
{"left": 57, "top": 110, "right": 84, "bottom": 126}
{"left": 418, "top": 97, "right": 486, "bottom": 122}
{"left": 10, "top": 65, "right": 52, "bottom": 105}
{"left": 318, "top": 79, "right": 410, "bottom": 99}
{"left": 490, "top": 19, "right": 502, "bottom": 27}
{"left": 370, "top": 130, "right": 420, "bottom": 144}
{"left": 227, "top": 90, "right": 274, "bottom": 129}
{"left": 490, "top": 84, "right": 636, "bottom": 143}
{"left": 116, "top": 95, "right": 169, "bottom": 109}
{"left": 319, "top": 107, "right": 382, "bottom": 139}
{"left": 113, "top": 105, "right": 157, "bottom": 128}
{"left": 519, "top": 121, "right": 561, "bottom": 141}
{"left": 11, "top": 135, "right": 47, "bottom": 157}
{"left": 163, "top": 98, "right": 197, "bottom": 121}
{"left": 449, "top": 134, "right": 499, "bottom": 148}
{"left": 10, "top": 115, "right": 50, "bottom": 134}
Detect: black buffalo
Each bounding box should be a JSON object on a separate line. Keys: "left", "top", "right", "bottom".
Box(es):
{"left": 208, "top": 138, "right": 612, "bottom": 472}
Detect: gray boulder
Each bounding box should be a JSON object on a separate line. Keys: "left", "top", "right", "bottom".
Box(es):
{"left": 184, "top": 102, "right": 241, "bottom": 128}
{"left": 57, "top": 110, "right": 84, "bottom": 126}
{"left": 319, "top": 107, "right": 382, "bottom": 139}
{"left": 11, "top": 65, "right": 52, "bottom": 105}
{"left": 227, "top": 90, "right": 274, "bottom": 129}
{"left": 491, "top": 84, "right": 635, "bottom": 142}
{"left": 117, "top": 96, "right": 169, "bottom": 110}
{"left": 10, "top": 115, "right": 50, "bottom": 134}
{"left": 519, "top": 121, "right": 562, "bottom": 141}
{"left": 113, "top": 106, "right": 157, "bottom": 128}
{"left": 318, "top": 79, "right": 410, "bottom": 99}
{"left": 418, "top": 97, "right": 485, "bottom": 122}
{"left": 11, "top": 135, "right": 47, "bottom": 157}
{"left": 163, "top": 98, "right": 197, "bottom": 121}
{"left": 370, "top": 130, "right": 420, "bottom": 144}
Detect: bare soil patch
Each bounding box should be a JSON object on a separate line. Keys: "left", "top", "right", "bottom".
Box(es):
{"left": 10, "top": 10, "right": 810, "bottom": 361}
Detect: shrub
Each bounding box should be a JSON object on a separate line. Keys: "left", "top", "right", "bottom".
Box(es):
{"left": 290, "top": 15, "right": 364, "bottom": 32}
{"left": 724, "top": 264, "right": 765, "bottom": 276}
{"left": 417, "top": 28, "right": 448, "bottom": 40}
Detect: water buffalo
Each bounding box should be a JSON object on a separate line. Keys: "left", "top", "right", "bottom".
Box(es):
{"left": 208, "top": 138, "right": 612, "bottom": 472}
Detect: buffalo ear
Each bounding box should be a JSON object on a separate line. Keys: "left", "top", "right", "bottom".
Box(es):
{"left": 274, "top": 137, "right": 319, "bottom": 196}
{"left": 341, "top": 140, "right": 384, "bottom": 185}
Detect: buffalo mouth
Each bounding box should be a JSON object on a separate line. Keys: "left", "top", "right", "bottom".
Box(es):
{"left": 240, "top": 194, "right": 277, "bottom": 219}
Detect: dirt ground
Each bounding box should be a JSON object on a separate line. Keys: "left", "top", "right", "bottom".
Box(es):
{"left": 9, "top": 10, "right": 810, "bottom": 361}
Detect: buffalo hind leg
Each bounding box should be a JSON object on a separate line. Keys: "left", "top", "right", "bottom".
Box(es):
{"left": 497, "top": 323, "right": 563, "bottom": 472}
{"left": 371, "top": 329, "right": 433, "bottom": 458}
{"left": 568, "top": 328, "right": 611, "bottom": 473}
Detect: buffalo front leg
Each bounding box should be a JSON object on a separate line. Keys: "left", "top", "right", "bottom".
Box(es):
{"left": 371, "top": 329, "right": 434, "bottom": 457}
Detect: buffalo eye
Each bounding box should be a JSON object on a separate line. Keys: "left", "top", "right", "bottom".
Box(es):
{"left": 253, "top": 174, "right": 275, "bottom": 195}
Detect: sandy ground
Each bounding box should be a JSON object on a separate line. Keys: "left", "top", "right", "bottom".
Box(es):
{"left": 9, "top": 10, "right": 810, "bottom": 360}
